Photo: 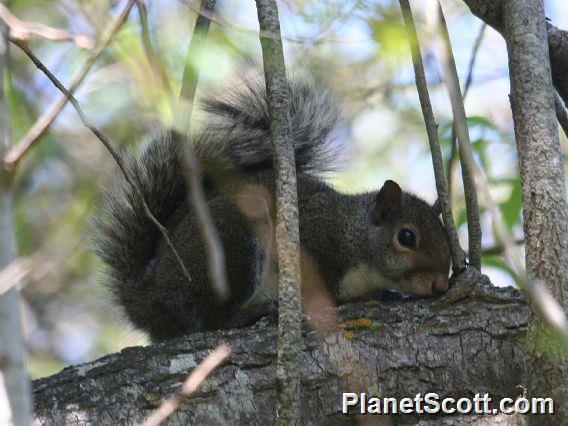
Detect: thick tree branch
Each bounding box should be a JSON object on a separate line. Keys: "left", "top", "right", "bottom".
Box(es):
{"left": 32, "top": 283, "right": 531, "bottom": 424}
{"left": 502, "top": 0, "right": 568, "bottom": 421}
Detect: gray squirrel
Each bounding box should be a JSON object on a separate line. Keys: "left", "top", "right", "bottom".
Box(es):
{"left": 94, "top": 77, "right": 451, "bottom": 342}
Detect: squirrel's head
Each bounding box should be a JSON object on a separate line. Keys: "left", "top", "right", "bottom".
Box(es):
{"left": 368, "top": 180, "right": 451, "bottom": 297}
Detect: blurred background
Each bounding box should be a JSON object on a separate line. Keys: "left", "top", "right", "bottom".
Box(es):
{"left": 3, "top": 0, "right": 567, "bottom": 378}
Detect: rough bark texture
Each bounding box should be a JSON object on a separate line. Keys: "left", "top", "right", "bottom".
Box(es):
{"left": 502, "top": 1, "right": 568, "bottom": 424}
{"left": 256, "top": 0, "right": 303, "bottom": 424}
{"left": 462, "top": 0, "right": 568, "bottom": 106}
{"left": 0, "top": 6, "right": 33, "bottom": 425}
{"left": 33, "top": 282, "right": 534, "bottom": 425}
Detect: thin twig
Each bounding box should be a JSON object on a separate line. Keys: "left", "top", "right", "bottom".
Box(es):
{"left": 447, "top": 24, "right": 486, "bottom": 199}
{"left": 141, "top": 345, "right": 231, "bottom": 426}
{"left": 3, "top": 0, "right": 137, "bottom": 171}
{"left": 474, "top": 154, "right": 568, "bottom": 345}
{"left": 0, "top": 3, "right": 94, "bottom": 48}
{"left": 479, "top": 238, "right": 524, "bottom": 256}
{"left": 176, "top": 0, "right": 229, "bottom": 300}
{"left": 183, "top": 0, "right": 371, "bottom": 46}
{"left": 398, "top": 0, "right": 466, "bottom": 273}
{"left": 554, "top": 90, "right": 568, "bottom": 138}
{"left": 135, "top": 0, "right": 174, "bottom": 104}
{"left": 12, "top": 38, "right": 195, "bottom": 287}
{"left": 437, "top": 2, "right": 482, "bottom": 271}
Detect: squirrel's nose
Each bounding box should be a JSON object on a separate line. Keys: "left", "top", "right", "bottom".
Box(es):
{"left": 431, "top": 274, "right": 449, "bottom": 295}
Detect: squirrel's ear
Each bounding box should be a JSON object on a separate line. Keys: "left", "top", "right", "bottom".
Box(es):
{"left": 432, "top": 199, "right": 442, "bottom": 217}
{"left": 372, "top": 180, "right": 402, "bottom": 224}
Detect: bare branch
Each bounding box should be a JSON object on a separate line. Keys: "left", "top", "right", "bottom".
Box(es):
{"left": 462, "top": 0, "right": 568, "bottom": 106}
{"left": 398, "top": 0, "right": 466, "bottom": 273}
{"left": 135, "top": 0, "right": 174, "bottom": 104}
{"left": 141, "top": 344, "right": 231, "bottom": 426}
{"left": 447, "top": 24, "right": 485, "bottom": 199}
{"left": 2, "top": 0, "right": 137, "bottom": 171}
{"left": 437, "top": 3, "right": 482, "bottom": 271}
{"left": 11, "top": 38, "right": 195, "bottom": 288}
{"left": 479, "top": 238, "right": 524, "bottom": 257}
{"left": 176, "top": 0, "right": 229, "bottom": 301}
{"left": 255, "top": 0, "right": 303, "bottom": 423}
{"left": 182, "top": 0, "right": 371, "bottom": 46}
{"left": 0, "top": 4, "right": 32, "bottom": 422}
{"left": 0, "top": 3, "right": 94, "bottom": 48}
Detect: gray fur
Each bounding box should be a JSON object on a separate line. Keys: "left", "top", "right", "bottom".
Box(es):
{"left": 94, "top": 77, "right": 451, "bottom": 342}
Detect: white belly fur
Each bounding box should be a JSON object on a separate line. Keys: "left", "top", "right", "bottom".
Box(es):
{"left": 336, "top": 263, "right": 396, "bottom": 302}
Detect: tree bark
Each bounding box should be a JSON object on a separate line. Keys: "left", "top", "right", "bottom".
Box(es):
{"left": 502, "top": 0, "right": 568, "bottom": 424}
{"left": 462, "top": 0, "right": 568, "bottom": 106}
{"left": 0, "top": 4, "right": 33, "bottom": 425}
{"left": 256, "top": 0, "right": 303, "bottom": 424}
{"left": 33, "top": 282, "right": 534, "bottom": 425}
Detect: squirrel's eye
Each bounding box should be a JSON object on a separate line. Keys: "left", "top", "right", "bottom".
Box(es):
{"left": 397, "top": 228, "right": 416, "bottom": 249}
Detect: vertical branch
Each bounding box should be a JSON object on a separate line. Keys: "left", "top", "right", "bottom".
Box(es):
{"left": 135, "top": 0, "right": 174, "bottom": 104}
{"left": 503, "top": 0, "right": 568, "bottom": 421}
{"left": 0, "top": 4, "right": 32, "bottom": 425}
{"left": 256, "top": 0, "right": 302, "bottom": 424}
{"left": 503, "top": 0, "right": 568, "bottom": 311}
{"left": 447, "top": 24, "right": 485, "bottom": 199}
{"left": 398, "top": 0, "right": 466, "bottom": 273}
{"left": 178, "top": 0, "right": 216, "bottom": 135}
{"left": 175, "top": 0, "right": 229, "bottom": 300}
{"left": 437, "top": 3, "right": 482, "bottom": 271}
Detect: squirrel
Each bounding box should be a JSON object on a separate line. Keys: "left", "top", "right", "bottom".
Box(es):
{"left": 94, "top": 77, "right": 451, "bottom": 342}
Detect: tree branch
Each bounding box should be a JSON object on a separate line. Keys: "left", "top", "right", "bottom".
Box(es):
{"left": 255, "top": 0, "right": 302, "bottom": 423}
{"left": 462, "top": 0, "right": 568, "bottom": 107}
{"left": 135, "top": 0, "right": 174, "bottom": 106}
{"left": 436, "top": 3, "right": 482, "bottom": 271}
{"left": 0, "top": 3, "right": 93, "bottom": 48}
{"left": 502, "top": 0, "right": 568, "bottom": 420}
{"left": 175, "top": 0, "right": 230, "bottom": 301}
{"left": 447, "top": 24, "right": 485, "bottom": 202}
{"left": 0, "top": 2, "right": 32, "bottom": 423}
{"left": 11, "top": 38, "right": 196, "bottom": 292}
{"left": 142, "top": 344, "right": 230, "bottom": 426}
{"left": 398, "top": 0, "right": 466, "bottom": 273}
{"left": 32, "top": 284, "right": 531, "bottom": 424}
{"left": 2, "top": 0, "right": 136, "bottom": 171}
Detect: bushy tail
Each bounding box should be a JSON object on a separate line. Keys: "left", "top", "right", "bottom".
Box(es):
{"left": 95, "top": 77, "right": 344, "bottom": 297}
{"left": 194, "top": 77, "right": 344, "bottom": 173}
